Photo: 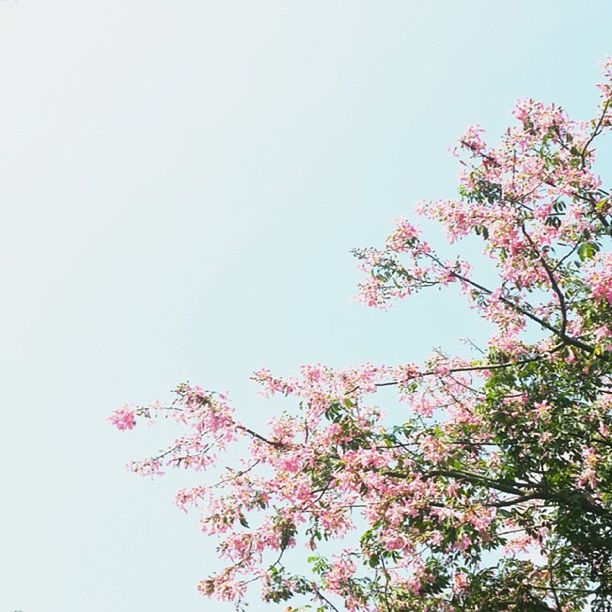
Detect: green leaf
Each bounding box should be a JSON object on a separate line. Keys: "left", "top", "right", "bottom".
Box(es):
{"left": 578, "top": 241, "right": 599, "bottom": 262}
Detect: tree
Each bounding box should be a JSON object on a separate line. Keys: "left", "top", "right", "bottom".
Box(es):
{"left": 110, "top": 59, "right": 612, "bottom": 611}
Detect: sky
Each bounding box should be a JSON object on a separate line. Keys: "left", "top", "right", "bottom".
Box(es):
{"left": 0, "top": 2, "right": 610, "bottom": 611}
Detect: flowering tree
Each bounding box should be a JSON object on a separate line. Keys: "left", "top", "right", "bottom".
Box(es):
{"left": 110, "top": 61, "right": 611, "bottom": 611}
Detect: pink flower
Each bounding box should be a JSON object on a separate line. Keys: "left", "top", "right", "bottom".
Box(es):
{"left": 325, "top": 554, "right": 356, "bottom": 594}
{"left": 108, "top": 405, "right": 136, "bottom": 430}
{"left": 459, "top": 124, "right": 486, "bottom": 153}
{"left": 534, "top": 401, "right": 551, "bottom": 421}
{"left": 584, "top": 252, "right": 612, "bottom": 303}
{"left": 386, "top": 219, "right": 420, "bottom": 252}
{"left": 454, "top": 534, "right": 471, "bottom": 551}
{"left": 454, "top": 571, "right": 469, "bottom": 592}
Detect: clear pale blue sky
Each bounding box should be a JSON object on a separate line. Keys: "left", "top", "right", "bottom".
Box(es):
{"left": 1, "top": 2, "right": 610, "bottom": 611}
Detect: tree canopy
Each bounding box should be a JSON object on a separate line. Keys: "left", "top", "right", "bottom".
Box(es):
{"left": 110, "top": 59, "right": 612, "bottom": 611}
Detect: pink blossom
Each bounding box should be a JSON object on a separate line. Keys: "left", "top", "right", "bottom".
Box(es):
{"left": 108, "top": 405, "right": 136, "bottom": 430}
{"left": 453, "top": 571, "right": 469, "bottom": 592}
